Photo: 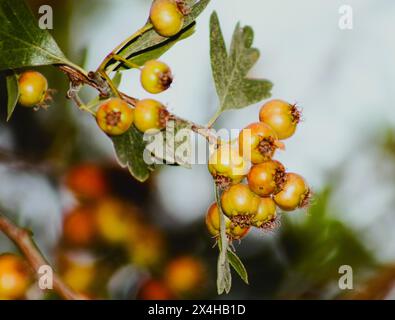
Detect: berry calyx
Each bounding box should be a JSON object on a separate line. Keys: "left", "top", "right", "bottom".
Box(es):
{"left": 96, "top": 98, "right": 134, "bottom": 135}
{"left": 239, "top": 122, "right": 283, "bottom": 164}
{"left": 221, "top": 184, "right": 260, "bottom": 228}
{"left": 18, "top": 71, "right": 48, "bottom": 107}
{"left": 0, "top": 254, "right": 31, "bottom": 300}
{"left": 252, "top": 197, "right": 277, "bottom": 229}
{"left": 274, "top": 173, "right": 311, "bottom": 211}
{"left": 140, "top": 60, "right": 173, "bottom": 94}
{"left": 208, "top": 142, "right": 250, "bottom": 189}
{"left": 205, "top": 203, "right": 249, "bottom": 241}
{"left": 259, "top": 99, "right": 301, "bottom": 140}
{"left": 247, "top": 160, "right": 286, "bottom": 196}
{"left": 134, "top": 99, "right": 169, "bottom": 133}
{"left": 150, "top": 0, "right": 185, "bottom": 37}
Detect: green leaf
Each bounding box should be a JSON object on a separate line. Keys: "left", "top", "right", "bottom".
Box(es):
{"left": 209, "top": 11, "right": 272, "bottom": 117}
{"left": 0, "top": 0, "right": 68, "bottom": 70}
{"left": 105, "top": 0, "right": 210, "bottom": 72}
{"left": 215, "top": 185, "right": 232, "bottom": 294}
{"left": 146, "top": 120, "right": 192, "bottom": 168}
{"left": 111, "top": 126, "right": 155, "bottom": 182}
{"left": 227, "top": 249, "right": 249, "bottom": 284}
{"left": 6, "top": 71, "right": 19, "bottom": 121}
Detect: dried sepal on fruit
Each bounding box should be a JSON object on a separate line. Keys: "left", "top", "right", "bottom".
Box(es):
{"left": 239, "top": 122, "right": 284, "bottom": 164}
{"left": 133, "top": 99, "right": 169, "bottom": 133}
{"left": 96, "top": 98, "right": 134, "bottom": 135}
{"left": 274, "top": 172, "right": 311, "bottom": 211}
{"left": 220, "top": 184, "right": 260, "bottom": 228}
{"left": 150, "top": 0, "right": 187, "bottom": 37}
{"left": 252, "top": 197, "right": 278, "bottom": 230}
{"left": 208, "top": 142, "right": 250, "bottom": 189}
{"left": 259, "top": 99, "right": 301, "bottom": 140}
{"left": 247, "top": 160, "right": 286, "bottom": 197}
{"left": 140, "top": 60, "right": 173, "bottom": 94}
{"left": 205, "top": 202, "right": 250, "bottom": 241}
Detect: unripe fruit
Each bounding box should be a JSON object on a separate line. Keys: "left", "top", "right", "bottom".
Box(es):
{"left": 259, "top": 99, "right": 301, "bottom": 140}
{"left": 221, "top": 184, "right": 260, "bottom": 227}
{"left": 247, "top": 160, "right": 286, "bottom": 196}
{"left": 141, "top": 60, "right": 173, "bottom": 94}
{"left": 239, "top": 122, "right": 283, "bottom": 164}
{"left": 95, "top": 198, "right": 134, "bottom": 244}
{"left": 65, "top": 163, "right": 108, "bottom": 199}
{"left": 150, "top": 0, "right": 185, "bottom": 37}
{"left": 60, "top": 253, "right": 96, "bottom": 294}
{"left": 137, "top": 279, "right": 174, "bottom": 300}
{"left": 208, "top": 142, "right": 250, "bottom": 188}
{"left": 274, "top": 173, "right": 310, "bottom": 211}
{"left": 205, "top": 203, "right": 249, "bottom": 241}
{"left": 96, "top": 98, "right": 134, "bottom": 136}
{"left": 0, "top": 254, "right": 30, "bottom": 300}
{"left": 133, "top": 99, "right": 168, "bottom": 133}
{"left": 18, "top": 71, "right": 48, "bottom": 107}
{"left": 252, "top": 197, "right": 277, "bottom": 229}
{"left": 128, "top": 225, "right": 165, "bottom": 268}
{"left": 63, "top": 207, "right": 97, "bottom": 247}
{"left": 164, "top": 256, "right": 206, "bottom": 296}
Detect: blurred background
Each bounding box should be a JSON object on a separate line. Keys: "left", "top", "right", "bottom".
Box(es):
{"left": 0, "top": 0, "right": 395, "bottom": 299}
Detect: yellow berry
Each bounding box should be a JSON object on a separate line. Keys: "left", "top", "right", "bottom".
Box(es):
{"left": 133, "top": 99, "right": 168, "bottom": 133}
{"left": 18, "top": 71, "right": 48, "bottom": 107}
{"left": 150, "top": 0, "right": 184, "bottom": 37}
{"left": 96, "top": 98, "right": 134, "bottom": 135}
{"left": 141, "top": 60, "right": 173, "bottom": 94}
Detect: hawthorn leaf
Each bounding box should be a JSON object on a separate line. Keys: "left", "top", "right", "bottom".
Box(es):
{"left": 227, "top": 249, "right": 249, "bottom": 285}
{"left": 209, "top": 11, "right": 272, "bottom": 116}
{"left": 146, "top": 120, "right": 192, "bottom": 168}
{"left": 105, "top": 0, "right": 210, "bottom": 72}
{"left": 0, "top": 0, "right": 69, "bottom": 70}
{"left": 111, "top": 126, "right": 155, "bottom": 182}
{"left": 215, "top": 185, "right": 232, "bottom": 294}
{"left": 6, "top": 71, "right": 19, "bottom": 121}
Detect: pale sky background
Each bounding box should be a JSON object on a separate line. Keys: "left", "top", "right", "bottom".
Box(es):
{"left": 1, "top": 0, "right": 395, "bottom": 261}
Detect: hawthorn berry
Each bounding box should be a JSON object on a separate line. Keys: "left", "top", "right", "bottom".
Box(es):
{"left": 259, "top": 99, "right": 301, "bottom": 140}
{"left": 150, "top": 0, "right": 185, "bottom": 37}
{"left": 164, "top": 256, "right": 206, "bottom": 296}
{"left": 63, "top": 206, "right": 97, "bottom": 247}
{"left": 140, "top": 60, "right": 173, "bottom": 94}
{"left": 96, "top": 98, "right": 134, "bottom": 135}
{"left": 205, "top": 203, "right": 249, "bottom": 241}
{"left": 247, "top": 160, "right": 286, "bottom": 197}
{"left": 137, "top": 279, "right": 174, "bottom": 300}
{"left": 18, "top": 70, "right": 48, "bottom": 107}
{"left": 239, "top": 122, "right": 284, "bottom": 164}
{"left": 221, "top": 184, "right": 260, "bottom": 228}
{"left": 133, "top": 99, "right": 169, "bottom": 133}
{"left": 252, "top": 197, "right": 277, "bottom": 229}
{"left": 208, "top": 142, "right": 250, "bottom": 188}
{"left": 274, "top": 173, "right": 311, "bottom": 211}
{"left": 0, "top": 254, "right": 31, "bottom": 300}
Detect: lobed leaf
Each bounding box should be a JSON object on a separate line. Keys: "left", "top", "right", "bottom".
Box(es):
{"left": 111, "top": 126, "right": 155, "bottom": 182}
{"left": 209, "top": 11, "right": 272, "bottom": 118}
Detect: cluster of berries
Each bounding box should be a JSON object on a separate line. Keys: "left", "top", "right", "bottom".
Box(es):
{"left": 206, "top": 100, "right": 311, "bottom": 241}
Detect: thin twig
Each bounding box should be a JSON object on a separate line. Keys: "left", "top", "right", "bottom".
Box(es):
{"left": 0, "top": 213, "right": 83, "bottom": 300}
{"left": 59, "top": 63, "right": 219, "bottom": 143}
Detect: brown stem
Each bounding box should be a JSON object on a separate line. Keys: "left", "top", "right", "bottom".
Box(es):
{"left": 0, "top": 213, "right": 83, "bottom": 300}
{"left": 58, "top": 64, "right": 219, "bottom": 144}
